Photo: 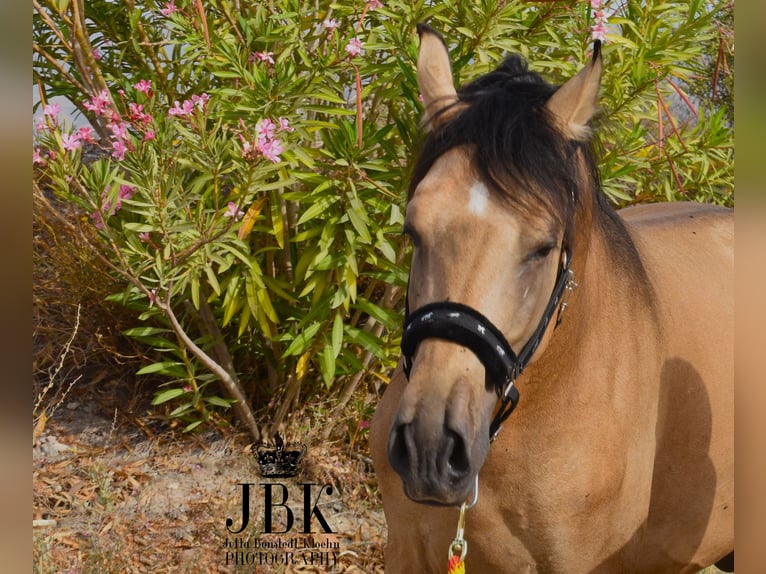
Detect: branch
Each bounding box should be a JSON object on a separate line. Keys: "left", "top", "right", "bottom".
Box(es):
{"left": 159, "top": 291, "right": 261, "bottom": 442}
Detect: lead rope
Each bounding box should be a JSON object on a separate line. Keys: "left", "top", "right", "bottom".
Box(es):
{"left": 447, "top": 475, "right": 479, "bottom": 574}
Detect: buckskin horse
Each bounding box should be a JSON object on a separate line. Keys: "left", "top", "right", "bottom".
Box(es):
{"left": 370, "top": 24, "right": 733, "bottom": 573}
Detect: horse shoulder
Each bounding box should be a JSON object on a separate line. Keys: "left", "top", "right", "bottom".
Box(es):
{"left": 617, "top": 201, "right": 734, "bottom": 569}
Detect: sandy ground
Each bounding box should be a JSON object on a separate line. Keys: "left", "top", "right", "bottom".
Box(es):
{"left": 32, "top": 398, "right": 387, "bottom": 573}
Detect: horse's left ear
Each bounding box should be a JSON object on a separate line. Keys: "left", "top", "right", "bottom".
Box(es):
{"left": 546, "top": 41, "right": 603, "bottom": 140}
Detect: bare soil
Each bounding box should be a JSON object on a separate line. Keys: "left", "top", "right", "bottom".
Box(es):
{"left": 32, "top": 397, "right": 387, "bottom": 573}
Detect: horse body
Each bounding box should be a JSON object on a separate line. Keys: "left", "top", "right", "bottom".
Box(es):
{"left": 370, "top": 25, "right": 733, "bottom": 574}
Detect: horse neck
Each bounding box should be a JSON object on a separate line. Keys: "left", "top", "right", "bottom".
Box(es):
{"left": 542, "top": 190, "right": 656, "bottom": 373}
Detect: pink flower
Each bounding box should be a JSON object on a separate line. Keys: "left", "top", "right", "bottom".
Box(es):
{"left": 144, "top": 129, "right": 156, "bottom": 141}
{"left": 92, "top": 48, "right": 102, "bottom": 61}
{"left": 160, "top": 0, "right": 178, "bottom": 17}
{"left": 258, "top": 138, "right": 283, "bottom": 163}
{"left": 590, "top": 1, "right": 608, "bottom": 42}
{"left": 77, "top": 126, "right": 95, "bottom": 142}
{"left": 119, "top": 185, "right": 136, "bottom": 200}
{"left": 133, "top": 79, "right": 152, "bottom": 94}
{"left": 190, "top": 93, "right": 210, "bottom": 111}
{"left": 83, "top": 89, "right": 112, "bottom": 116}
{"left": 43, "top": 103, "right": 60, "bottom": 118}
{"left": 148, "top": 289, "right": 157, "bottom": 307}
{"left": 323, "top": 18, "right": 339, "bottom": 30}
{"left": 91, "top": 210, "right": 105, "bottom": 229}
{"left": 345, "top": 38, "right": 363, "bottom": 57}
{"left": 591, "top": 22, "right": 607, "bottom": 42}
{"left": 108, "top": 120, "right": 130, "bottom": 141}
{"left": 278, "top": 117, "right": 294, "bottom": 132}
{"left": 168, "top": 99, "right": 195, "bottom": 117}
{"left": 366, "top": 0, "right": 383, "bottom": 9}
{"left": 256, "top": 118, "right": 277, "bottom": 140}
{"left": 139, "top": 232, "right": 151, "bottom": 242}
{"left": 129, "top": 102, "right": 153, "bottom": 124}
{"left": 33, "top": 148, "right": 44, "bottom": 165}
{"left": 61, "top": 132, "right": 82, "bottom": 152}
{"left": 111, "top": 138, "right": 127, "bottom": 161}
{"left": 253, "top": 51, "right": 275, "bottom": 64}
{"left": 224, "top": 202, "right": 245, "bottom": 220}
{"left": 35, "top": 116, "right": 47, "bottom": 131}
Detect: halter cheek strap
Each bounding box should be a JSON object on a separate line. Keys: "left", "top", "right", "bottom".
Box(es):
{"left": 401, "top": 252, "right": 576, "bottom": 440}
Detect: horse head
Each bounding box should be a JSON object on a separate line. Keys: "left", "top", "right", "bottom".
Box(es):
{"left": 387, "top": 24, "right": 602, "bottom": 506}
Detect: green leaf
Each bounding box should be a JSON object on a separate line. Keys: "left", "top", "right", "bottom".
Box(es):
{"left": 151, "top": 388, "right": 187, "bottom": 405}
{"left": 138, "top": 361, "right": 186, "bottom": 377}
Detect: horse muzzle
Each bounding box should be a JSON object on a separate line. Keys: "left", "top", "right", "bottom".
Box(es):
{"left": 386, "top": 376, "right": 491, "bottom": 506}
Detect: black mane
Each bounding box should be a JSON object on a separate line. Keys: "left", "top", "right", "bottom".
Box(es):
{"left": 409, "top": 54, "right": 591, "bottom": 241}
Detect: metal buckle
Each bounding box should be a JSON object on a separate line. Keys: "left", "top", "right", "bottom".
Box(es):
{"left": 556, "top": 269, "right": 578, "bottom": 325}
{"left": 448, "top": 475, "right": 479, "bottom": 562}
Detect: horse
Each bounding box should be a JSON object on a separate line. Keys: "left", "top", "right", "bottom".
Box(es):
{"left": 370, "top": 24, "right": 733, "bottom": 573}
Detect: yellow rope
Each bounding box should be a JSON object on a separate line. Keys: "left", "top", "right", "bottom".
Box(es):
{"left": 447, "top": 554, "right": 465, "bottom": 574}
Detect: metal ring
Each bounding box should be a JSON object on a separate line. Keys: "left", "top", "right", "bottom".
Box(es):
{"left": 465, "top": 474, "right": 479, "bottom": 509}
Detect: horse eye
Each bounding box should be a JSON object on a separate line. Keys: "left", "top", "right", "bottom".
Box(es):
{"left": 527, "top": 243, "right": 556, "bottom": 262}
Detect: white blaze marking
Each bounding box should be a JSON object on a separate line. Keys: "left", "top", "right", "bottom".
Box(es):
{"left": 468, "top": 181, "right": 489, "bottom": 216}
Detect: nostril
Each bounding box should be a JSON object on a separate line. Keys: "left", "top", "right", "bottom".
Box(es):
{"left": 446, "top": 429, "right": 470, "bottom": 475}
{"left": 387, "top": 421, "right": 414, "bottom": 476}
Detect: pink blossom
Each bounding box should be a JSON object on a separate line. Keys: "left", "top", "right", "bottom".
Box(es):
{"left": 133, "top": 79, "right": 152, "bottom": 94}
{"left": 33, "top": 148, "right": 44, "bottom": 165}
{"left": 129, "top": 102, "right": 153, "bottom": 124}
{"left": 108, "top": 120, "right": 130, "bottom": 141}
{"left": 224, "top": 202, "right": 245, "bottom": 220}
{"left": 148, "top": 289, "right": 157, "bottom": 307}
{"left": 366, "top": 0, "right": 383, "bottom": 9}
{"left": 119, "top": 185, "right": 136, "bottom": 201}
{"left": 144, "top": 129, "right": 156, "bottom": 141}
{"left": 345, "top": 38, "right": 363, "bottom": 57}
{"left": 278, "top": 117, "right": 294, "bottom": 132}
{"left": 35, "top": 116, "right": 47, "bottom": 131}
{"left": 138, "top": 232, "right": 151, "bottom": 242}
{"left": 590, "top": 1, "right": 609, "bottom": 42}
{"left": 61, "top": 132, "right": 82, "bottom": 152}
{"left": 160, "top": 0, "right": 178, "bottom": 17}
{"left": 255, "top": 118, "right": 277, "bottom": 140}
{"left": 190, "top": 93, "right": 210, "bottom": 111}
{"left": 253, "top": 51, "right": 275, "bottom": 64}
{"left": 323, "top": 18, "right": 339, "bottom": 30}
{"left": 92, "top": 48, "right": 102, "bottom": 61}
{"left": 168, "top": 99, "right": 195, "bottom": 117}
{"left": 112, "top": 138, "right": 127, "bottom": 161}
{"left": 77, "top": 126, "right": 95, "bottom": 142}
{"left": 91, "top": 210, "right": 105, "bottom": 229}
{"left": 258, "top": 138, "right": 283, "bottom": 163}
{"left": 43, "top": 103, "right": 60, "bottom": 118}
{"left": 83, "top": 89, "right": 112, "bottom": 116}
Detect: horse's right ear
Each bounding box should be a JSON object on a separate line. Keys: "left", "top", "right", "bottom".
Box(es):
{"left": 416, "top": 23, "right": 458, "bottom": 125}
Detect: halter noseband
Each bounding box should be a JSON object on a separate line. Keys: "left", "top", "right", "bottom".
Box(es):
{"left": 401, "top": 251, "right": 576, "bottom": 441}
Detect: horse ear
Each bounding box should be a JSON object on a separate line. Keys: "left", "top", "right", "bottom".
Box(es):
{"left": 416, "top": 23, "right": 458, "bottom": 123}
{"left": 546, "top": 41, "right": 603, "bottom": 140}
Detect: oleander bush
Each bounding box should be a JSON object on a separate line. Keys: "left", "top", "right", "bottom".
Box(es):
{"left": 32, "top": 0, "right": 733, "bottom": 440}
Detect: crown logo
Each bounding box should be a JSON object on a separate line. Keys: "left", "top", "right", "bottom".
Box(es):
{"left": 256, "top": 432, "right": 306, "bottom": 478}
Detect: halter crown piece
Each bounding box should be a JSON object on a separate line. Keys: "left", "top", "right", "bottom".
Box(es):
{"left": 401, "top": 250, "right": 576, "bottom": 441}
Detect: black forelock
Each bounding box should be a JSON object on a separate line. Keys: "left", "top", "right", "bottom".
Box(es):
{"left": 408, "top": 54, "right": 594, "bottom": 237}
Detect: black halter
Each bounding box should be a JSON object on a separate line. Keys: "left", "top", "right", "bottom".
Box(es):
{"left": 401, "top": 251, "right": 576, "bottom": 440}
